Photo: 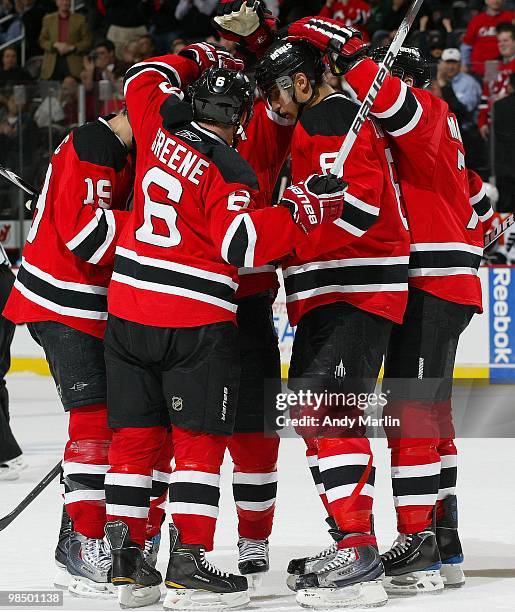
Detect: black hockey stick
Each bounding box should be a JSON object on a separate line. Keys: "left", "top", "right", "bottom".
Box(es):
{"left": 0, "top": 460, "right": 61, "bottom": 532}
{"left": 0, "top": 164, "right": 39, "bottom": 198}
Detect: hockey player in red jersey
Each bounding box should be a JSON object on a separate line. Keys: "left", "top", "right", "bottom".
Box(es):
{"left": 2, "top": 110, "right": 143, "bottom": 597}
{"left": 101, "top": 51, "right": 348, "bottom": 609}
{"left": 285, "top": 15, "right": 494, "bottom": 596}
{"left": 253, "top": 38, "right": 410, "bottom": 608}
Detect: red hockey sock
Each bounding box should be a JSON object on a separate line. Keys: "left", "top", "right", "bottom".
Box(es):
{"left": 63, "top": 404, "right": 111, "bottom": 539}
{"left": 105, "top": 426, "right": 167, "bottom": 547}
{"left": 170, "top": 426, "right": 227, "bottom": 551}
{"left": 228, "top": 432, "right": 279, "bottom": 540}
{"left": 147, "top": 429, "right": 173, "bottom": 539}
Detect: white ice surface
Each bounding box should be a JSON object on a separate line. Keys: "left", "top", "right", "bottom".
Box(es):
{"left": 0, "top": 373, "right": 514, "bottom": 611}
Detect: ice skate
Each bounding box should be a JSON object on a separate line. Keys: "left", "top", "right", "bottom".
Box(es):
{"left": 105, "top": 520, "right": 162, "bottom": 609}
{"left": 286, "top": 517, "right": 339, "bottom": 591}
{"left": 67, "top": 532, "right": 116, "bottom": 598}
{"left": 294, "top": 533, "right": 387, "bottom": 608}
{"left": 437, "top": 495, "right": 465, "bottom": 588}
{"left": 0, "top": 454, "right": 27, "bottom": 480}
{"left": 54, "top": 506, "right": 73, "bottom": 589}
{"left": 381, "top": 530, "right": 444, "bottom": 596}
{"left": 237, "top": 538, "right": 269, "bottom": 592}
{"left": 164, "top": 524, "right": 249, "bottom": 610}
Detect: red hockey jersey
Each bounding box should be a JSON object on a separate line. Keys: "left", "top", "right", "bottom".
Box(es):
{"left": 236, "top": 97, "right": 295, "bottom": 299}
{"left": 463, "top": 10, "right": 515, "bottom": 75}
{"left": 468, "top": 168, "right": 493, "bottom": 225}
{"left": 3, "top": 118, "right": 134, "bottom": 338}
{"left": 478, "top": 57, "right": 515, "bottom": 128}
{"left": 319, "top": 0, "right": 371, "bottom": 42}
{"left": 345, "top": 58, "right": 485, "bottom": 311}
{"left": 283, "top": 92, "right": 410, "bottom": 327}
{"left": 108, "top": 55, "right": 305, "bottom": 329}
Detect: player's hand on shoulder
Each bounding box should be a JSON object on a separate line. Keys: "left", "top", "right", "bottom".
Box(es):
{"left": 214, "top": 0, "right": 276, "bottom": 54}
{"left": 179, "top": 42, "right": 244, "bottom": 75}
{"left": 280, "top": 174, "right": 347, "bottom": 235}
{"left": 285, "top": 16, "right": 367, "bottom": 74}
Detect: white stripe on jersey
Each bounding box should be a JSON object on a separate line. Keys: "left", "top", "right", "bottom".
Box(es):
{"left": 282, "top": 256, "right": 410, "bottom": 278}
{"left": 21, "top": 258, "right": 108, "bottom": 294}
{"left": 410, "top": 242, "right": 484, "bottom": 256}
{"left": 285, "top": 283, "right": 408, "bottom": 303}
{"left": 387, "top": 99, "right": 423, "bottom": 137}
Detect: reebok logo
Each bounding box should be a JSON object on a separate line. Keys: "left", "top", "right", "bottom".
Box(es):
{"left": 492, "top": 268, "right": 512, "bottom": 364}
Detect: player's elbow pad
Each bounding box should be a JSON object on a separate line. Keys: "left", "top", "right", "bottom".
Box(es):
{"left": 221, "top": 213, "right": 257, "bottom": 268}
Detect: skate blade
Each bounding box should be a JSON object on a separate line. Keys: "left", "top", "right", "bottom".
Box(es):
{"left": 440, "top": 563, "right": 466, "bottom": 588}
{"left": 383, "top": 570, "right": 444, "bottom": 597}
{"left": 53, "top": 567, "right": 71, "bottom": 589}
{"left": 163, "top": 588, "right": 250, "bottom": 610}
{"left": 68, "top": 576, "right": 117, "bottom": 599}
{"left": 243, "top": 572, "right": 264, "bottom": 594}
{"left": 118, "top": 584, "right": 162, "bottom": 609}
{"left": 296, "top": 580, "right": 388, "bottom": 609}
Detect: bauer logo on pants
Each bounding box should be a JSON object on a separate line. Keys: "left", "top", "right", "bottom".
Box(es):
{"left": 489, "top": 266, "right": 515, "bottom": 383}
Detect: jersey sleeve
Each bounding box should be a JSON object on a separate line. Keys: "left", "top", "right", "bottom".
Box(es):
{"left": 123, "top": 54, "right": 200, "bottom": 140}
{"left": 202, "top": 167, "right": 303, "bottom": 269}
{"left": 51, "top": 142, "right": 130, "bottom": 266}
{"left": 468, "top": 168, "right": 493, "bottom": 223}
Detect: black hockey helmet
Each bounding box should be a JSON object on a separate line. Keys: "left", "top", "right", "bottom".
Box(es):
{"left": 189, "top": 67, "right": 254, "bottom": 129}
{"left": 255, "top": 39, "right": 324, "bottom": 104}
{"left": 369, "top": 45, "right": 431, "bottom": 89}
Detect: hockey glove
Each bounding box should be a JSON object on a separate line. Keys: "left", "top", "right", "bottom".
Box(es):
{"left": 285, "top": 17, "right": 367, "bottom": 75}
{"left": 214, "top": 0, "right": 276, "bottom": 55}
{"left": 179, "top": 42, "right": 244, "bottom": 76}
{"left": 281, "top": 174, "right": 347, "bottom": 235}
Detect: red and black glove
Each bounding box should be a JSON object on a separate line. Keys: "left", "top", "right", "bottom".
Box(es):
{"left": 281, "top": 174, "right": 347, "bottom": 235}
{"left": 179, "top": 42, "right": 244, "bottom": 76}
{"left": 214, "top": 0, "right": 276, "bottom": 55}
{"left": 284, "top": 16, "right": 367, "bottom": 74}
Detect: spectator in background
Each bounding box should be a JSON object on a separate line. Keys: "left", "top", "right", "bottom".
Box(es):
{"left": 39, "top": 0, "right": 91, "bottom": 80}
{"left": 121, "top": 38, "right": 139, "bottom": 64}
{"left": 0, "top": 46, "right": 33, "bottom": 82}
{"left": 136, "top": 33, "right": 155, "bottom": 61}
{"left": 0, "top": 0, "right": 22, "bottom": 45}
{"left": 19, "top": 0, "right": 47, "bottom": 59}
{"left": 461, "top": 0, "right": 514, "bottom": 77}
{"left": 105, "top": 0, "right": 149, "bottom": 59}
{"left": 419, "top": 12, "right": 454, "bottom": 75}
{"left": 0, "top": 91, "right": 36, "bottom": 216}
{"left": 368, "top": 0, "right": 410, "bottom": 46}
{"left": 33, "top": 74, "right": 78, "bottom": 128}
{"left": 174, "top": 0, "right": 217, "bottom": 40}
{"left": 493, "top": 72, "right": 515, "bottom": 211}
{"left": 478, "top": 22, "right": 515, "bottom": 140}
{"left": 80, "top": 39, "right": 128, "bottom": 93}
{"left": 437, "top": 47, "right": 485, "bottom": 172}
{"left": 319, "top": 0, "right": 371, "bottom": 41}
{"left": 170, "top": 36, "right": 186, "bottom": 54}
{"left": 148, "top": 0, "right": 181, "bottom": 55}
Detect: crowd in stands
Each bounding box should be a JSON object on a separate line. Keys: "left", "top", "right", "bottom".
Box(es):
{"left": 0, "top": 0, "right": 513, "bottom": 225}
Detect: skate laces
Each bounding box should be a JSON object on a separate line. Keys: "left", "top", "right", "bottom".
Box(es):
{"left": 382, "top": 534, "right": 413, "bottom": 561}
{"left": 319, "top": 547, "right": 354, "bottom": 572}
{"left": 309, "top": 542, "right": 338, "bottom": 562}
{"left": 82, "top": 538, "right": 112, "bottom": 571}
{"left": 238, "top": 538, "right": 268, "bottom": 563}
{"left": 199, "top": 549, "right": 230, "bottom": 578}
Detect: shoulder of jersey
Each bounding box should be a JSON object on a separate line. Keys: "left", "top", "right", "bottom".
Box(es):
{"left": 72, "top": 119, "right": 128, "bottom": 172}
{"left": 172, "top": 124, "right": 259, "bottom": 191}
{"left": 299, "top": 93, "right": 359, "bottom": 136}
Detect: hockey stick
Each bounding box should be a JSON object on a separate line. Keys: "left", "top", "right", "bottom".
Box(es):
{"left": 329, "top": 0, "right": 425, "bottom": 177}
{"left": 484, "top": 213, "right": 515, "bottom": 249}
{"left": 0, "top": 164, "right": 39, "bottom": 198}
{"left": 0, "top": 460, "right": 61, "bottom": 532}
